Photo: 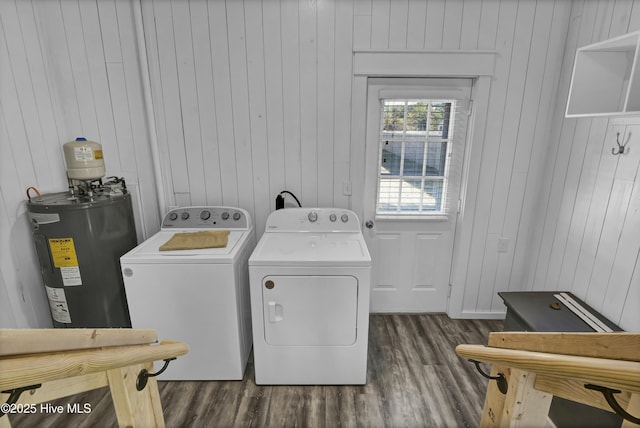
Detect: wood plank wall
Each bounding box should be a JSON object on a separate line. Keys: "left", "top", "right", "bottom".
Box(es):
{"left": 1, "top": 0, "right": 638, "bottom": 331}
{"left": 142, "top": 0, "right": 575, "bottom": 319}
{"left": 140, "top": 0, "right": 356, "bottom": 238}
{"left": 447, "top": 0, "right": 573, "bottom": 318}
{"left": 529, "top": 1, "right": 640, "bottom": 330}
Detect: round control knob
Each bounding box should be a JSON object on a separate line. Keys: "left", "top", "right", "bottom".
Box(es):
{"left": 341, "top": 213, "right": 349, "bottom": 223}
{"left": 308, "top": 211, "right": 318, "bottom": 222}
{"left": 168, "top": 212, "right": 178, "bottom": 221}
{"left": 365, "top": 220, "right": 374, "bottom": 229}
{"left": 233, "top": 212, "right": 242, "bottom": 221}
{"left": 200, "top": 210, "right": 211, "bottom": 220}
{"left": 123, "top": 268, "right": 133, "bottom": 277}
{"left": 329, "top": 213, "right": 337, "bottom": 222}
{"left": 181, "top": 212, "right": 190, "bottom": 220}
{"left": 221, "top": 212, "right": 230, "bottom": 220}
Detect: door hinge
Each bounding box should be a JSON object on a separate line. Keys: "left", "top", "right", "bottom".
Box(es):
{"left": 447, "top": 284, "right": 452, "bottom": 298}
{"left": 457, "top": 198, "right": 462, "bottom": 214}
{"left": 468, "top": 99, "right": 474, "bottom": 117}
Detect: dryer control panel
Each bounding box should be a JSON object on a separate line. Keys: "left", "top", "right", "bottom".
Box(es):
{"left": 162, "top": 206, "right": 250, "bottom": 229}
{"left": 265, "top": 208, "right": 361, "bottom": 232}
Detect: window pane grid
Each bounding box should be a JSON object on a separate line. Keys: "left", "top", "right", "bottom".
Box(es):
{"left": 377, "top": 99, "right": 454, "bottom": 215}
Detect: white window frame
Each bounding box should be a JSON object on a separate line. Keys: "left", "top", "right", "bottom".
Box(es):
{"left": 368, "top": 78, "right": 471, "bottom": 220}
{"left": 376, "top": 97, "right": 458, "bottom": 216}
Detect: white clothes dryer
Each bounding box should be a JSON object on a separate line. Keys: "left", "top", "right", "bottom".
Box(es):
{"left": 120, "top": 206, "right": 255, "bottom": 380}
{"left": 249, "top": 208, "right": 371, "bottom": 385}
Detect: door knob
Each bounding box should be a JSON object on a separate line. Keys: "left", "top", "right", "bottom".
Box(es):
{"left": 365, "top": 220, "right": 374, "bottom": 229}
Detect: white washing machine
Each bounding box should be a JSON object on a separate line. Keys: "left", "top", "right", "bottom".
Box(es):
{"left": 120, "top": 206, "right": 255, "bottom": 380}
{"left": 249, "top": 208, "right": 371, "bottom": 385}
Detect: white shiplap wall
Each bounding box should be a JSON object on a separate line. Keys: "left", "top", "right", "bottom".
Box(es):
{"left": 142, "top": 0, "right": 575, "bottom": 317}
{"left": 141, "top": 0, "right": 355, "bottom": 238}
{"left": 529, "top": 0, "right": 640, "bottom": 330}
{"left": 0, "top": 0, "right": 159, "bottom": 327}
{"left": 1, "top": 0, "right": 638, "bottom": 330}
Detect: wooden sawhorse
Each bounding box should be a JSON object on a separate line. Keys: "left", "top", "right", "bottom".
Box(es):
{"left": 0, "top": 328, "right": 188, "bottom": 428}
{"left": 456, "top": 332, "right": 640, "bottom": 427}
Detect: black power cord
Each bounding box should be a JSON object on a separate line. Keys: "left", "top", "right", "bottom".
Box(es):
{"left": 275, "top": 190, "right": 302, "bottom": 210}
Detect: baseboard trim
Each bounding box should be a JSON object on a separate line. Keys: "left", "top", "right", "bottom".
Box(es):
{"left": 448, "top": 310, "right": 506, "bottom": 320}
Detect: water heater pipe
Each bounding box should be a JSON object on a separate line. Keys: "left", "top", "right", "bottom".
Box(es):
{"left": 133, "top": 0, "right": 167, "bottom": 221}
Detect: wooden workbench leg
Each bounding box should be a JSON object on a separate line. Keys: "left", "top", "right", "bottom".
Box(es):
{"left": 499, "top": 369, "right": 552, "bottom": 427}
{"left": 480, "top": 365, "right": 510, "bottom": 428}
{"left": 106, "top": 363, "right": 165, "bottom": 428}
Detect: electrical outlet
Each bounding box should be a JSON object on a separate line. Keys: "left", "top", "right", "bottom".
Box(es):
{"left": 498, "top": 238, "right": 510, "bottom": 253}
{"left": 343, "top": 181, "right": 352, "bottom": 196}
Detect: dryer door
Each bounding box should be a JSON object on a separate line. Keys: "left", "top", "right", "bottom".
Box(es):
{"left": 262, "top": 275, "right": 358, "bottom": 346}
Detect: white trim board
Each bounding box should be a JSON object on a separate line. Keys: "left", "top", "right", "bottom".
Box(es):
{"left": 353, "top": 50, "right": 496, "bottom": 77}
{"left": 456, "top": 310, "right": 507, "bottom": 320}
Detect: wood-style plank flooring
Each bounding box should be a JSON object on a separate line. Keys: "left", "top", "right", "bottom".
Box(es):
{"left": 9, "top": 314, "right": 503, "bottom": 427}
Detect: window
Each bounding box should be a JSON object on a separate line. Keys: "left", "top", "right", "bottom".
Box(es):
{"left": 377, "top": 99, "right": 456, "bottom": 215}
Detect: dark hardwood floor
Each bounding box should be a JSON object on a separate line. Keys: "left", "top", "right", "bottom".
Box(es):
{"left": 8, "top": 314, "right": 503, "bottom": 427}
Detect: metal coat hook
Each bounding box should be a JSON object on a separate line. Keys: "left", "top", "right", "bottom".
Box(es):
{"left": 585, "top": 384, "right": 640, "bottom": 424}
{"left": 613, "top": 132, "right": 630, "bottom": 155}
{"left": 468, "top": 359, "right": 508, "bottom": 394}
{"left": 136, "top": 358, "right": 176, "bottom": 391}
{"left": 1, "top": 384, "right": 41, "bottom": 417}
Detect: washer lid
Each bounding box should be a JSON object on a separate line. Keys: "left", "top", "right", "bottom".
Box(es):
{"left": 121, "top": 230, "right": 248, "bottom": 262}
{"left": 249, "top": 232, "right": 371, "bottom": 266}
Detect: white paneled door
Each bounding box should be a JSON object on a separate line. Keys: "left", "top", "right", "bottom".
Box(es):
{"left": 363, "top": 79, "right": 472, "bottom": 312}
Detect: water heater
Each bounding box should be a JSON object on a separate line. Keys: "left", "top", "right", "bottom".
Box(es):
{"left": 26, "top": 139, "right": 136, "bottom": 328}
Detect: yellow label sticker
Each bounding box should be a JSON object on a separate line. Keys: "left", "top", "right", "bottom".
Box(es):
{"left": 49, "top": 238, "right": 79, "bottom": 268}
{"left": 94, "top": 149, "right": 103, "bottom": 160}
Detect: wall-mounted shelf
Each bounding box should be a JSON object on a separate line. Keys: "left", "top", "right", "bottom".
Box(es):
{"left": 566, "top": 31, "right": 640, "bottom": 117}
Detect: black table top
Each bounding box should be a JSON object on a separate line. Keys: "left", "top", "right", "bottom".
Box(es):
{"left": 498, "top": 291, "right": 622, "bottom": 332}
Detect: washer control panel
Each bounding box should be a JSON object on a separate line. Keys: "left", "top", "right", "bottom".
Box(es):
{"left": 162, "top": 206, "right": 250, "bottom": 229}
{"left": 265, "top": 208, "right": 361, "bottom": 232}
